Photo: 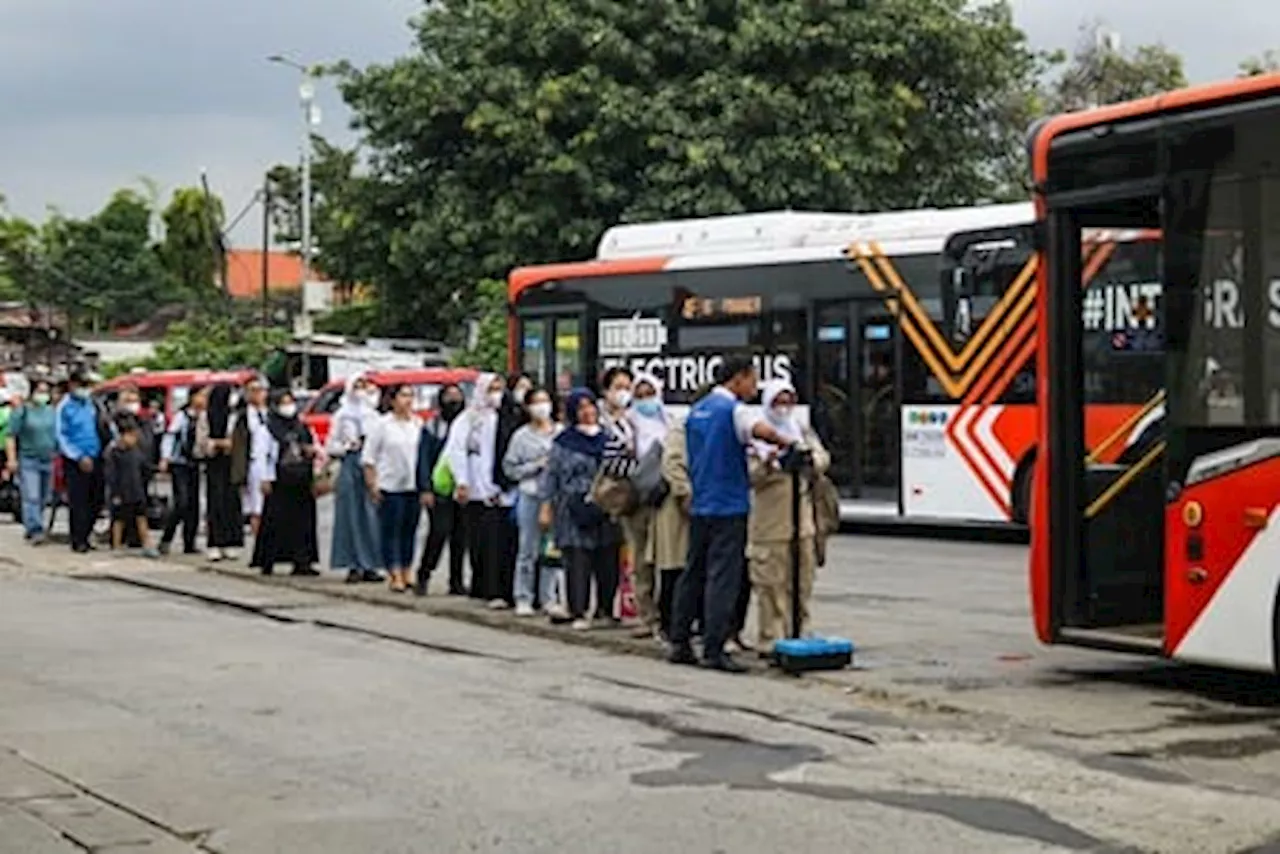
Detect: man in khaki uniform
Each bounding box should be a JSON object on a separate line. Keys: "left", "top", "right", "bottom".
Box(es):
{"left": 747, "top": 380, "right": 830, "bottom": 655}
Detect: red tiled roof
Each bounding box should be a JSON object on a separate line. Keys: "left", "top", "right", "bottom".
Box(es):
{"left": 225, "top": 250, "right": 331, "bottom": 299}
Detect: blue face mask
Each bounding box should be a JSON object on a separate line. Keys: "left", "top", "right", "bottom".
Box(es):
{"left": 633, "top": 399, "right": 661, "bottom": 418}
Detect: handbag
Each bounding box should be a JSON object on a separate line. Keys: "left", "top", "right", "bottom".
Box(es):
{"left": 432, "top": 455, "right": 455, "bottom": 497}
{"left": 590, "top": 467, "right": 637, "bottom": 518}
{"left": 629, "top": 443, "right": 666, "bottom": 507}
{"left": 0, "top": 478, "right": 18, "bottom": 516}
{"left": 145, "top": 489, "right": 171, "bottom": 531}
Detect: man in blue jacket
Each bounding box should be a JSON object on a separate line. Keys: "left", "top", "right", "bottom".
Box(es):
{"left": 56, "top": 371, "right": 104, "bottom": 553}
{"left": 668, "top": 356, "right": 797, "bottom": 673}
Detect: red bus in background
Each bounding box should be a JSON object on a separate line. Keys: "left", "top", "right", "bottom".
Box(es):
{"left": 1029, "top": 73, "right": 1280, "bottom": 671}
{"left": 302, "top": 367, "right": 478, "bottom": 447}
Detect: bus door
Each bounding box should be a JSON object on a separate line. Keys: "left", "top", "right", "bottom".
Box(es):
{"left": 516, "top": 309, "right": 588, "bottom": 398}
{"left": 813, "top": 299, "right": 901, "bottom": 504}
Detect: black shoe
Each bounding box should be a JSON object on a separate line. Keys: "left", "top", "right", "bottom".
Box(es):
{"left": 413, "top": 571, "right": 428, "bottom": 597}
{"left": 72, "top": 544, "right": 90, "bottom": 554}
{"left": 260, "top": 567, "right": 274, "bottom": 576}
{"left": 290, "top": 566, "right": 320, "bottom": 577}
{"left": 345, "top": 570, "right": 362, "bottom": 585}
{"left": 702, "top": 655, "right": 748, "bottom": 674}
{"left": 361, "top": 570, "right": 383, "bottom": 583}
{"left": 667, "top": 644, "right": 697, "bottom": 666}
{"left": 183, "top": 547, "right": 200, "bottom": 555}
{"left": 158, "top": 541, "right": 171, "bottom": 556}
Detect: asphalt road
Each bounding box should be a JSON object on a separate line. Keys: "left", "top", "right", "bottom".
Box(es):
{"left": 4, "top": 525, "right": 1280, "bottom": 853}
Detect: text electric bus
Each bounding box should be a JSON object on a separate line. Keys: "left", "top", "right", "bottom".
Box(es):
{"left": 508, "top": 205, "right": 1171, "bottom": 530}
{"left": 1030, "top": 73, "right": 1280, "bottom": 671}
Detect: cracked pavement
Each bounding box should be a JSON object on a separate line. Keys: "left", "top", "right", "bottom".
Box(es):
{"left": 3, "top": 526, "right": 1280, "bottom": 852}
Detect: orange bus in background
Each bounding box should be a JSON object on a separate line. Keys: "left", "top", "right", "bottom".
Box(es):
{"left": 1029, "top": 73, "right": 1280, "bottom": 671}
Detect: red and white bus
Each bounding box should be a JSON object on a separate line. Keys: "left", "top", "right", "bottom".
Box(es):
{"left": 508, "top": 204, "right": 1164, "bottom": 531}
{"left": 1029, "top": 73, "right": 1280, "bottom": 671}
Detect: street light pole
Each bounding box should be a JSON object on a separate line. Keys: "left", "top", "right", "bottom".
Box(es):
{"left": 268, "top": 54, "right": 321, "bottom": 390}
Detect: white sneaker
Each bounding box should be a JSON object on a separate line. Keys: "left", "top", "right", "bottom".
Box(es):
{"left": 206, "top": 548, "right": 224, "bottom": 562}
{"left": 571, "top": 618, "right": 591, "bottom": 631}
{"left": 222, "top": 548, "right": 240, "bottom": 561}
{"left": 487, "top": 598, "right": 510, "bottom": 610}
{"left": 515, "top": 603, "right": 535, "bottom": 617}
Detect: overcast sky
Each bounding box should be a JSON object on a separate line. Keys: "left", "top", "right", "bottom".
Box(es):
{"left": 1, "top": 0, "right": 1277, "bottom": 245}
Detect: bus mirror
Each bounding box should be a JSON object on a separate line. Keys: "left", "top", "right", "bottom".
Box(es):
{"left": 951, "top": 266, "right": 972, "bottom": 297}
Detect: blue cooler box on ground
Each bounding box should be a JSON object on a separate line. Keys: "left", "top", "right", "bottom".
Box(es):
{"left": 772, "top": 637, "right": 854, "bottom": 673}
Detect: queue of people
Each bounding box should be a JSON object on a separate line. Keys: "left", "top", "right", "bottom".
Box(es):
{"left": 0, "top": 358, "right": 832, "bottom": 675}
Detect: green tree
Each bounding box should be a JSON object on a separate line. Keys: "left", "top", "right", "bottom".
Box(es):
{"left": 135, "top": 315, "right": 289, "bottom": 372}
{"left": 332, "top": 0, "right": 1042, "bottom": 339}
{"left": 0, "top": 197, "right": 41, "bottom": 302}
{"left": 1239, "top": 50, "right": 1280, "bottom": 77}
{"left": 265, "top": 137, "right": 390, "bottom": 305}
{"left": 451, "top": 278, "right": 508, "bottom": 372}
{"left": 159, "top": 186, "right": 225, "bottom": 306}
{"left": 1044, "top": 22, "right": 1187, "bottom": 113}
{"left": 39, "top": 190, "right": 173, "bottom": 331}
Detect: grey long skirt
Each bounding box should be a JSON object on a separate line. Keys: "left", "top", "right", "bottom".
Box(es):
{"left": 329, "top": 451, "right": 382, "bottom": 572}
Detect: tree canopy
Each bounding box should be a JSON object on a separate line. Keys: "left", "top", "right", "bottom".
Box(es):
{"left": 1043, "top": 21, "right": 1187, "bottom": 113}
{"left": 326, "top": 0, "right": 1045, "bottom": 339}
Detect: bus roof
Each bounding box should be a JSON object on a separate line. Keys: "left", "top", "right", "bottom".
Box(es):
{"left": 1028, "top": 72, "right": 1280, "bottom": 195}
{"left": 510, "top": 201, "right": 1034, "bottom": 299}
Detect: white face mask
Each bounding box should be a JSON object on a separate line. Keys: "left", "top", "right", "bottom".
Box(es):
{"left": 608, "top": 389, "right": 632, "bottom": 409}
{"left": 577, "top": 423, "right": 601, "bottom": 436}
{"left": 361, "top": 389, "right": 380, "bottom": 407}
{"left": 768, "top": 405, "right": 793, "bottom": 425}
{"left": 32, "top": 392, "right": 50, "bottom": 406}
{"left": 529, "top": 402, "right": 552, "bottom": 422}
{"left": 277, "top": 403, "right": 297, "bottom": 419}
{"left": 121, "top": 401, "right": 141, "bottom": 414}
{"left": 487, "top": 391, "right": 504, "bottom": 409}
{"left": 513, "top": 387, "right": 528, "bottom": 404}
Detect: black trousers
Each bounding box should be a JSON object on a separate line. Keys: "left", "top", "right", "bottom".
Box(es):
{"left": 670, "top": 514, "right": 748, "bottom": 659}
{"left": 464, "top": 502, "right": 517, "bottom": 602}
{"left": 161, "top": 464, "right": 200, "bottom": 552}
{"left": 64, "top": 456, "right": 101, "bottom": 551}
{"left": 565, "top": 544, "right": 621, "bottom": 620}
{"left": 420, "top": 495, "right": 468, "bottom": 593}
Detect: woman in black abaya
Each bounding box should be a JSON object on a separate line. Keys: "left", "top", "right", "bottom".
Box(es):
{"left": 197, "top": 384, "right": 244, "bottom": 559}
{"left": 250, "top": 390, "right": 320, "bottom": 576}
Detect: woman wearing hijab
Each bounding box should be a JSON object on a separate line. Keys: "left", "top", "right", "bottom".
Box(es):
{"left": 746, "top": 379, "right": 829, "bottom": 655}
{"left": 195, "top": 383, "right": 244, "bottom": 560}
{"left": 622, "top": 372, "right": 670, "bottom": 638}
{"left": 539, "top": 388, "right": 622, "bottom": 631}
{"left": 250, "top": 390, "right": 320, "bottom": 576}
{"left": 416, "top": 383, "right": 468, "bottom": 595}
{"left": 327, "top": 374, "right": 383, "bottom": 583}
{"left": 444, "top": 372, "right": 515, "bottom": 606}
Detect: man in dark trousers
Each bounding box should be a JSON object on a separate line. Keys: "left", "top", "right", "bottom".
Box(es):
{"left": 55, "top": 370, "right": 104, "bottom": 553}
{"left": 158, "top": 387, "right": 207, "bottom": 555}
{"left": 667, "top": 356, "right": 797, "bottom": 673}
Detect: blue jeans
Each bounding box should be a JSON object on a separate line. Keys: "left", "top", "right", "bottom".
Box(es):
{"left": 515, "top": 492, "right": 556, "bottom": 607}
{"left": 378, "top": 492, "right": 421, "bottom": 569}
{"left": 19, "top": 457, "right": 52, "bottom": 537}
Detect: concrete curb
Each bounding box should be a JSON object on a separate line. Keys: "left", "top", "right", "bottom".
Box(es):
{"left": 186, "top": 558, "right": 970, "bottom": 717}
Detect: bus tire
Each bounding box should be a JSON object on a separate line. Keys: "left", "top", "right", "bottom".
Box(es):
{"left": 1011, "top": 451, "right": 1036, "bottom": 526}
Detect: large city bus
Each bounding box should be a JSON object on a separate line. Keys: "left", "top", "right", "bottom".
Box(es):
{"left": 1029, "top": 73, "right": 1280, "bottom": 671}
{"left": 507, "top": 204, "right": 1162, "bottom": 530}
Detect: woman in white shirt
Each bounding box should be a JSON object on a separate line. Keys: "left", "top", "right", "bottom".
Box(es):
{"left": 327, "top": 374, "right": 383, "bottom": 583}
{"left": 363, "top": 384, "right": 424, "bottom": 593}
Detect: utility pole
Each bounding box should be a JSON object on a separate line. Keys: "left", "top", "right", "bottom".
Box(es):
{"left": 260, "top": 179, "right": 271, "bottom": 329}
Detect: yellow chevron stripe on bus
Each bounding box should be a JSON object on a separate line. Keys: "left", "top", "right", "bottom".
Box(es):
{"left": 845, "top": 243, "right": 1037, "bottom": 398}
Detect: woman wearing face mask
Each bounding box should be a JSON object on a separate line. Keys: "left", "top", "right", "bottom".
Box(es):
{"left": 621, "top": 373, "right": 670, "bottom": 638}
{"left": 7, "top": 380, "right": 58, "bottom": 544}
{"left": 598, "top": 367, "right": 635, "bottom": 460}
{"left": 444, "top": 373, "right": 516, "bottom": 607}
{"left": 502, "top": 386, "right": 561, "bottom": 616}
{"left": 327, "top": 375, "right": 384, "bottom": 584}
{"left": 250, "top": 391, "right": 320, "bottom": 577}
{"left": 416, "top": 383, "right": 468, "bottom": 595}
{"left": 363, "top": 384, "right": 424, "bottom": 593}
{"left": 540, "top": 389, "right": 622, "bottom": 630}
{"left": 746, "top": 380, "right": 829, "bottom": 656}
